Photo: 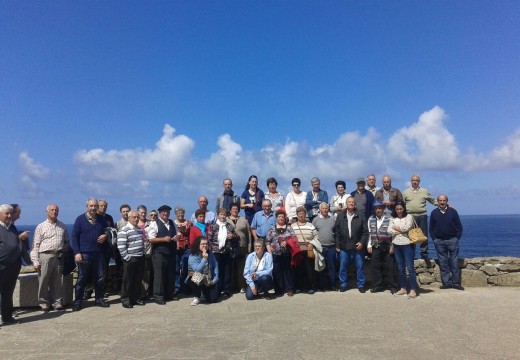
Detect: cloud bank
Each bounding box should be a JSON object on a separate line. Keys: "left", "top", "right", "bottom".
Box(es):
{"left": 19, "top": 106, "right": 520, "bottom": 200}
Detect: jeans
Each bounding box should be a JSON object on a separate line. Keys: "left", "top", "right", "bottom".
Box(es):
{"left": 175, "top": 248, "right": 190, "bottom": 294}
{"left": 322, "top": 246, "right": 338, "bottom": 289}
{"left": 338, "top": 249, "right": 366, "bottom": 289}
{"left": 190, "top": 282, "right": 220, "bottom": 303}
{"left": 433, "top": 237, "right": 461, "bottom": 287}
{"left": 75, "top": 252, "right": 106, "bottom": 305}
{"left": 393, "top": 244, "right": 417, "bottom": 290}
{"left": 245, "top": 275, "right": 273, "bottom": 300}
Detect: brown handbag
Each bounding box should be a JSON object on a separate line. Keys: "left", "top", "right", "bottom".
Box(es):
{"left": 408, "top": 217, "right": 428, "bottom": 244}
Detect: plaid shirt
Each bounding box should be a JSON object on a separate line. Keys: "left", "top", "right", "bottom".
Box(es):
{"left": 30, "top": 219, "right": 69, "bottom": 267}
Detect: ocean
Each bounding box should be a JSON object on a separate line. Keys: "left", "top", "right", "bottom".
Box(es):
{"left": 15, "top": 214, "right": 520, "bottom": 261}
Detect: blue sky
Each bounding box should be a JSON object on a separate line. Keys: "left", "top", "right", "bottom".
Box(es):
{"left": 1, "top": 1, "right": 519, "bottom": 224}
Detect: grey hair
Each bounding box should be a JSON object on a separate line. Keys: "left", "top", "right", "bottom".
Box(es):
{"left": 137, "top": 205, "right": 147, "bottom": 212}
{"left": 174, "top": 206, "right": 185, "bottom": 214}
{"left": 0, "top": 204, "right": 13, "bottom": 213}
{"left": 254, "top": 238, "right": 265, "bottom": 248}
{"left": 46, "top": 204, "right": 59, "bottom": 212}
{"left": 310, "top": 177, "right": 320, "bottom": 184}
{"left": 85, "top": 197, "right": 98, "bottom": 206}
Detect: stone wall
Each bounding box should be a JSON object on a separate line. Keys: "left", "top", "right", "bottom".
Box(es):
{"left": 413, "top": 257, "right": 520, "bottom": 287}
{"left": 15, "top": 256, "right": 520, "bottom": 307}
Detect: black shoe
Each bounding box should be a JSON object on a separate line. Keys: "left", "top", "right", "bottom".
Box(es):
{"left": 307, "top": 289, "right": 315, "bottom": 295}
{"left": 2, "top": 317, "right": 20, "bottom": 325}
{"left": 72, "top": 303, "right": 82, "bottom": 312}
{"left": 339, "top": 287, "right": 348, "bottom": 292}
{"left": 83, "top": 291, "right": 93, "bottom": 300}
{"left": 155, "top": 299, "right": 166, "bottom": 305}
{"left": 370, "top": 287, "right": 385, "bottom": 293}
{"left": 453, "top": 285, "right": 465, "bottom": 291}
{"left": 358, "top": 288, "right": 366, "bottom": 293}
{"left": 95, "top": 299, "right": 110, "bottom": 308}
{"left": 263, "top": 293, "right": 272, "bottom": 300}
{"left": 133, "top": 300, "right": 146, "bottom": 306}
{"left": 439, "top": 285, "right": 452, "bottom": 289}
{"left": 221, "top": 292, "right": 231, "bottom": 299}
{"left": 170, "top": 295, "right": 179, "bottom": 301}
{"left": 122, "top": 303, "right": 133, "bottom": 309}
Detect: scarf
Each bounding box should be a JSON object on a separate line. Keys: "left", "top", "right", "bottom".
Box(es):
{"left": 195, "top": 221, "right": 206, "bottom": 237}
{"left": 216, "top": 220, "right": 228, "bottom": 250}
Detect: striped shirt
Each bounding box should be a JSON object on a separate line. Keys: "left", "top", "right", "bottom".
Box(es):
{"left": 30, "top": 219, "right": 69, "bottom": 267}
{"left": 117, "top": 223, "right": 145, "bottom": 261}
{"left": 292, "top": 222, "right": 319, "bottom": 251}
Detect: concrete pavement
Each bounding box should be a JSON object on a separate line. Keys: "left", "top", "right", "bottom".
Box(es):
{"left": 1, "top": 286, "right": 519, "bottom": 360}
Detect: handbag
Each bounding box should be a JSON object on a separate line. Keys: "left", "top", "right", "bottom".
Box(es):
{"left": 296, "top": 223, "right": 315, "bottom": 259}
{"left": 191, "top": 271, "right": 209, "bottom": 286}
{"left": 408, "top": 217, "right": 428, "bottom": 244}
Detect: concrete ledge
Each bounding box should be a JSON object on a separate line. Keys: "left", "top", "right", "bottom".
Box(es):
{"left": 14, "top": 272, "right": 74, "bottom": 308}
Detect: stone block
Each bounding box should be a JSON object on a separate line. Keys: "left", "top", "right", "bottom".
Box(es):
{"left": 479, "top": 265, "right": 499, "bottom": 276}
{"left": 489, "top": 273, "right": 520, "bottom": 286}
{"left": 466, "top": 263, "right": 478, "bottom": 270}
{"left": 13, "top": 272, "right": 74, "bottom": 308}
{"left": 461, "top": 269, "right": 488, "bottom": 287}
{"left": 433, "top": 266, "right": 441, "bottom": 282}
{"left": 417, "top": 272, "right": 435, "bottom": 285}
{"left": 496, "top": 264, "right": 520, "bottom": 272}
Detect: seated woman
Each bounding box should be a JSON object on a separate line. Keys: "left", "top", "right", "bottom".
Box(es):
{"left": 243, "top": 239, "right": 273, "bottom": 300}
{"left": 187, "top": 236, "right": 219, "bottom": 306}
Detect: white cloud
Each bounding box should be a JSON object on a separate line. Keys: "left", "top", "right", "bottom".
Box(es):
{"left": 18, "top": 152, "right": 50, "bottom": 197}
{"left": 464, "top": 128, "right": 520, "bottom": 171}
{"left": 70, "top": 107, "right": 520, "bottom": 204}
{"left": 19, "top": 151, "right": 50, "bottom": 179}
{"left": 387, "top": 106, "right": 461, "bottom": 170}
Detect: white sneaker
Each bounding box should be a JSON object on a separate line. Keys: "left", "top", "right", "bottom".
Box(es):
{"left": 190, "top": 297, "right": 200, "bottom": 306}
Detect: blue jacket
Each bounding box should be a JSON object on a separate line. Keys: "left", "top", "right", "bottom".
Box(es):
{"left": 243, "top": 251, "right": 273, "bottom": 290}
{"left": 305, "top": 189, "right": 329, "bottom": 219}
{"left": 188, "top": 252, "right": 219, "bottom": 284}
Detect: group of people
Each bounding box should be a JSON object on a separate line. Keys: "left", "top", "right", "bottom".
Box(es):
{"left": 0, "top": 173, "right": 464, "bottom": 324}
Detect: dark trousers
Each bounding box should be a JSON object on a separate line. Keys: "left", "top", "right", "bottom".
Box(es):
{"left": 215, "top": 252, "right": 232, "bottom": 295}
{"left": 245, "top": 275, "right": 273, "bottom": 300}
{"left": 434, "top": 237, "right": 461, "bottom": 287}
{"left": 189, "top": 282, "right": 220, "bottom": 303}
{"left": 121, "top": 256, "right": 145, "bottom": 306}
{"left": 370, "top": 245, "right": 398, "bottom": 291}
{"left": 295, "top": 256, "right": 317, "bottom": 291}
{"left": 0, "top": 259, "right": 21, "bottom": 320}
{"left": 75, "top": 252, "right": 106, "bottom": 304}
{"left": 322, "top": 246, "right": 338, "bottom": 290}
{"left": 272, "top": 253, "right": 294, "bottom": 293}
{"left": 152, "top": 250, "right": 176, "bottom": 301}
{"left": 233, "top": 247, "right": 249, "bottom": 291}
{"left": 140, "top": 254, "right": 153, "bottom": 298}
{"left": 413, "top": 215, "right": 429, "bottom": 259}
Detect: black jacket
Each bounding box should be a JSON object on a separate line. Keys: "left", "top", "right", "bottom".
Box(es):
{"left": 334, "top": 211, "right": 369, "bottom": 250}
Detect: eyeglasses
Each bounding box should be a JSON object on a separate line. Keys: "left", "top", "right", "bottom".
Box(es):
{"left": 292, "top": 184, "right": 300, "bottom": 187}
{"left": 149, "top": 214, "right": 157, "bottom": 218}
